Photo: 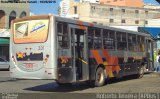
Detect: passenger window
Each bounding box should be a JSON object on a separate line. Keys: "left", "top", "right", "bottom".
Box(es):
{"left": 103, "top": 29, "right": 115, "bottom": 50}
{"left": 94, "top": 28, "right": 101, "bottom": 49}
{"left": 137, "top": 35, "right": 141, "bottom": 51}
{"left": 128, "top": 34, "right": 137, "bottom": 51}
{"left": 88, "top": 27, "right": 102, "bottom": 49}
{"left": 140, "top": 36, "right": 145, "bottom": 52}
{"left": 88, "top": 27, "right": 94, "bottom": 49}
{"left": 117, "top": 32, "right": 127, "bottom": 50}
{"left": 57, "top": 22, "right": 69, "bottom": 48}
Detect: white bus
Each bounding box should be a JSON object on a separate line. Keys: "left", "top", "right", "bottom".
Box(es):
{"left": 10, "top": 15, "right": 154, "bottom": 86}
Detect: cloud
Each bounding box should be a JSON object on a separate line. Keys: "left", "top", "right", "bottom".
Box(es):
{"left": 30, "top": 12, "right": 35, "bottom": 16}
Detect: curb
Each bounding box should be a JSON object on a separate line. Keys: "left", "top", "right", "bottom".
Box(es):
{"left": 151, "top": 72, "right": 160, "bottom": 76}
{"left": 144, "top": 71, "right": 160, "bottom": 77}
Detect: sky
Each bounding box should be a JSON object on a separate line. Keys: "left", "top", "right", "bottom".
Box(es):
{"left": 30, "top": 0, "right": 160, "bottom": 15}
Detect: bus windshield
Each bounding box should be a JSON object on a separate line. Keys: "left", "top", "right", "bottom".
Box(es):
{"left": 13, "top": 19, "right": 49, "bottom": 43}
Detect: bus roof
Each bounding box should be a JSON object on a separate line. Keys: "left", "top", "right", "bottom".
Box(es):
{"left": 54, "top": 15, "right": 152, "bottom": 38}
{"left": 12, "top": 14, "right": 153, "bottom": 39}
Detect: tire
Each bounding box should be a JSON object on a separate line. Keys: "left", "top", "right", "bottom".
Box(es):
{"left": 95, "top": 67, "right": 106, "bottom": 87}
{"left": 136, "top": 66, "right": 144, "bottom": 78}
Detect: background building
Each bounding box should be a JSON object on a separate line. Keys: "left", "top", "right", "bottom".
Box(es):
{"left": 59, "top": 0, "right": 160, "bottom": 41}
{"left": 59, "top": 0, "right": 160, "bottom": 69}
{"left": 59, "top": 0, "right": 160, "bottom": 26}
{"left": 80, "top": 0, "right": 100, "bottom": 3}
{"left": 0, "top": 1, "right": 29, "bottom": 60}
{"left": 99, "top": 0, "right": 144, "bottom": 7}
{"left": 64, "top": 1, "right": 160, "bottom": 26}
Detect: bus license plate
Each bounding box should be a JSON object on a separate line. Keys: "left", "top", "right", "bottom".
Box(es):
{"left": 25, "top": 63, "right": 33, "bottom": 69}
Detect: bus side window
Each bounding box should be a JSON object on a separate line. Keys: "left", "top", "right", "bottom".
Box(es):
{"left": 88, "top": 27, "right": 94, "bottom": 49}
{"left": 137, "top": 35, "right": 141, "bottom": 51}
{"left": 117, "top": 32, "right": 127, "bottom": 50}
{"left": 128, "top": 34, "right": 137, "bottom": 51}
{"left": 128, "top": 34, "right": 132, "bottom": 51}
{"left": 88, "top": 27, "right": 102, "bottom": 49}
{"left": 140, "top": 36, "right": 145, "bottom": 52}
{"left": 88, "top": 37, "right": 93, "bottom": 49}
{"left": 103, "top": 29, "right": 115, "bottom": 50}
{"left": 94, "top": 28, "right": 102, "bottom": 49}
{"left": 103, "top": 29, "right": 108, "bottom": 49}
{"left": 57, "top": 22, "right": 69, "bottom": 48}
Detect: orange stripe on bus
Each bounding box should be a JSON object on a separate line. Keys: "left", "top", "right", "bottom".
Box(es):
{"left": 108, "top": 57, "right": 115, "bottom": 65}
{"left": 110, "top": 57, "right": 120, "bottom": 73}
{"left": 102, "top": 49, "right": 121, "bottom": 76}
{"left": 91, "top": 50, "right": 103, "bottom": 64}
{"left": 106, "top": 66, "right": 114, "bottom": 77}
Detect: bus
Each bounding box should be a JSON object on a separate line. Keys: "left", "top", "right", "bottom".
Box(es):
{"left": 10, "top": 15, "right": 154, "bottom": 87}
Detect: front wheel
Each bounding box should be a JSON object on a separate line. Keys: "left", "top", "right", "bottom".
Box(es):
{"left": 95, "top": 67, "right": 106, "bottom": 87}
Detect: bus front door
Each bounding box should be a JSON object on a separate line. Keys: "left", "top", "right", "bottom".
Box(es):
{"left": 70, "top": 25, "right": 89, "bottom": 81}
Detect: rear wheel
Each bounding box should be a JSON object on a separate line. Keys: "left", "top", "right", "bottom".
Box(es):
{"left": 136, "top": 66, "right": 144, "bottom": 78}
{"left": 95, "top": 67, "right": 105, "bottom": 87}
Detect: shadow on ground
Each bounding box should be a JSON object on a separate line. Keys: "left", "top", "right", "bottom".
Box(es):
{"left": 23, "top": 75, "right": 142, "bottom": 92}
{"left": 24, "top": 81, "right": 93, "bottom": 92}
{"left": 0, "top": 78, "right": 18, "bottom": 83}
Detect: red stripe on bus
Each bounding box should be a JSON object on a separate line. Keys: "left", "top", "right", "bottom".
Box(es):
{"left": 77, "top": 21, "right": 86, "bottom": 30}
{"left": 89, "top": 23, "right": 94, "bottom": 27}
{"left": 102, "top": 48, "right": 111, "bottom": 61}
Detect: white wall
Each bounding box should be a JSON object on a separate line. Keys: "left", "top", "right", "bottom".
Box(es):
{"left": 146, "top": 19, "right": 160, "bottom": 27}
{"left": 60, "top": 0, "right": 70, "bottom": 17}
{"left": 111, "top": 26, "right": 139, "bottom": 32}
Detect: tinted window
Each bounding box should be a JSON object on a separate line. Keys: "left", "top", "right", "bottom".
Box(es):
{"left": 128, "top": 34, "right": 137, "bottom": 51}
{"left": 103, "top": 29, "right": 115, "bottom": 50}
{"left": 0, "top": 58, "right": 5, "bottom": 62}
{"left": 57, "top": 22, "right": 69, "bottom": 48}
{"left": 88, "top": 27, "right": 102, "bottom": 49}
{"left": 117, "top": 31, "right": 127, "bottom": 50}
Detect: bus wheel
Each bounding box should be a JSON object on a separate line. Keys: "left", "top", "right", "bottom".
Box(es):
{"left": 95, "top": 67, "right": 105, "bottom": 87}
{"left": 136, "top": 66, "right": 144, "bottom": 78}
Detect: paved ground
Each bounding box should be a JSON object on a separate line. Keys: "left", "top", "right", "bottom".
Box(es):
{"left": 0, "top": 71, "right": 159, "bottom": 94}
